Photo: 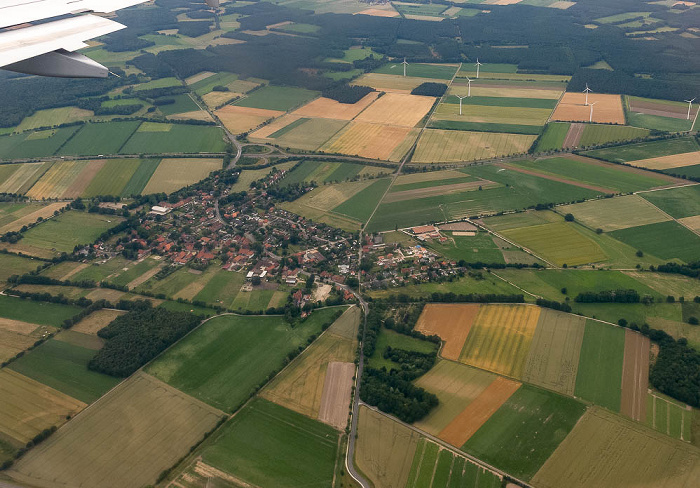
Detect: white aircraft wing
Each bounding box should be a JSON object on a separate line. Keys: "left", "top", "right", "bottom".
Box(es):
{"left": 0, "top": 0, "right": 149, "bottom": 78}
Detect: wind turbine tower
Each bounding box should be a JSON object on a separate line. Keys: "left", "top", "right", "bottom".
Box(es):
{"left": 475, "top": 59, "right": 482, "bottom": 79}
{"left": 588, "top": 102, "right": 597, "bottom": 123}
{"left": 685, "top": 98, "right": 696, "bottom": 120}
{"left": 402, "top": 57, "right": 409, "bottom": 77}
{"left": 583, "top": 84, "right": 592, "bottom": 106}
{"left": 456, "top": 95, "right": 467, "bottom": 115}
{"left": 466, "top": 77, "right": 473, "bottom": 97}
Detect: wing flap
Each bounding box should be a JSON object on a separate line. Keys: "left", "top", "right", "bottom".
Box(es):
{"left": 0, "top": 0, "right": 149, "bottom": 29}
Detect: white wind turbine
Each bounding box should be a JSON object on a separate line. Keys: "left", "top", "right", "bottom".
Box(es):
{"left": 685, "top": 97, "right": 696, "bottom": 120}
{"left": 588, "top": 101, "right": 597, "bottom": 123}
{"left": 583, "top": 83, "right": 592, "bottom": 106}
{"left": 402, "top": 57, "right": 409, "bottom": 77}
{"left": 466, "top": 77, "right": 473, "bottom": 97}
{"left": 475, "top": 59, "right": 482, "bottom": 79}
{"left": 456, "top": 94, "right": 467, "bottom": 115}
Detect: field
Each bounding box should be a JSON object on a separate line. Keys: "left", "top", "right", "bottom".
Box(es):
{"left": 320, "top": 121, "right": 418, "bottom": 161}
{"left": 0, "top": 162, "right": 52, "bottom": 195}
{"left": 145, "top": 307, "right": 344, "bottom": 411}
{"left": 551, "top": 93, "right": 625, "bottom": 124}
{"left": 277, "top": 160, "right": 381, "bottom": 186}
{"left": 628, "top": 151, "right": 700, "bottom": 171}
{"left": 463, "top": 385, "right": 587, "bottom": 481}
{"left": 0, "top": 295, "right": 80, "bottom": 327}
{"left": 459, "top": 304, "right": 541, "bottom": 378}
{"left": 19, "top": 211, "right": 121, "bottom": 254}
{"left": 0, "top": 369, "right": 85, "bottom": 451}
{"left": 620, "top": 329, "right": 650, "bottom": 421}
{"left": 10, "top": 372, "right": 224, "bottom": 488}
{"left": 574, "top": 320, "right": 625, "bottom": 411}
{"left": 58, "top": 121, "right": 141, "bottom": 156}
{"left": 583, "top": 136, "right": 700, "bottom": 163}
{"left": 333, "top": 178, "right": 392, "bottom": 222}
{"left": 262, "top": 306, "right": 359, "bottom": 423}
{"left": 262, "top": 117, "right": 348, "bottom": 151}
{"left": 640, "top": 185, "right": 700, "bottom": 219}
{"left": 82, "top": 159, "right": 141, "bottom": 197}
{"left": 215, "top": 105, "right": 284, "bottom": 134}
{"left": 0, "top": 252, "right": 40, "bottom": 283}
{"left": 627, "top": 96, "right": 696, "bottom": 132}
{"left": 578, "top": 124, "right": 649, "bottom": 147}
{"left": 120, "top": 123, "right": 227, "bottom": 154}
{"left": 501, "top": 220, "right": 608, "bottom": 266}
{"left": 200, "top": 398, "right": 337, "bottom": 488}
{"left": 406, "top": 438, "right": 502, "bottom": 488}
{"left": 157, "top": 93, "right": 201, "bottom": 116}
{"left": 535, "top": 122, "right": 570, "bottom": 151}
{"left": 531, "top": 407, "right": 700, "bottom": 488}
{"left": 353, "top": 73, "right": 444, "bottom": 93}
{"left": 414, "top": 303, "right": 481, "bottom": 360}
{"left": 8, "top": 338, "right": 120, "bottom": 403}
{"left": 234, "top": 85, "right": 319, "bottom": 111}
{"left": 367, "top": 273, "right": 521, "bottom": 300}
{"left": 14, "top": 106, "right": 92, "bottom": 132}
{"left": 558, "top": 195, "right": 671, "bottom": 231}
{"left": 609, "top": 220, "right": 700, "bottom": 263}
{"left": 355, "top": 93, "right": 435, "bottom": 127}
{"left": 368, "top": 327, "right": 438, "bottom": 371}
{"left": 192, "top": 270, "right": 246, "bottom": 308}
{"left": 522, "top": 309, "right": 586, "bottom": 396}
{"left": 291, "top": 92, "right": 380, "bottom": 120}
{"left": 355, "top": 405, "right": 421, "bottom": 488}
{"left": 373, "top": 62, "right": 458, "bottom": 80}
{"left": 120, "top": 158, "right": 161, "bottom": 196}
{"left": 0, "top": 127, "right": 80, "bottom": 159}
{"left": 141, "top": 158, "right": 222, "bottom": 194}
{"left": 71, "top": 309, "right": 124, "bottom": 335}
{"left": 24, "top": 160, "right": 90, "bottom": 199}
{"left": 412, "top": 129, "right": 536, "bottom": 162}
{"left": 645, "top": 391, "right": 693, "bottom": 441}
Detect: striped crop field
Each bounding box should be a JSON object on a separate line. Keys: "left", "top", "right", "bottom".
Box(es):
{"left": 459, "top": 304, "right": 541, "bottom": 378}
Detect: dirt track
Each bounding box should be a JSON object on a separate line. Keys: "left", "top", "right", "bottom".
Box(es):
{"left": 620, "top": 329, "right": 649, "bottom": 422}
{"left": 562, "top": 123, "right": 584, "bottom": 149}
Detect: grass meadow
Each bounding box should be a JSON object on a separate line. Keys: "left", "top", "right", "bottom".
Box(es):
{"left": 609, "top": 220, "right": 700, "bottom": 263}
{"left": 535, "top": 123, "right": 569, "bottom": 152}
{"left": 0, "top": 295, "right": 80, "bottom": 327}
{"left": 21, "top": 211, "right": 120, "bottom": 253}
{"left": 583, "top": 136, "right": 700, "bottom": 163}
{"left": 235, "top": 85, "right": 319, "bottom": 111}
{"left": 0, "top": 127, "right": 80, "bottom": 159}
{"left": 58, "top": 121, "right": 141, "bottom": 156}
{"left": 640, "top": 185, "right": 700, "bottom": 219}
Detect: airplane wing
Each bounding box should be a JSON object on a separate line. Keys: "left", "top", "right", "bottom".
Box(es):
{"left": 0, "top": 0, "right": 219, "bottom": 78}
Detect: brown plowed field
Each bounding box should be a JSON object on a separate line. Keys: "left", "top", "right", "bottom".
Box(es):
{"left": 438, "top": 377, "right": 521, "bottom": 447}
{"left": 562, "top": 123, "right": 584, "bottom": 149}
{"left": 291, "top": 92, "right": 379, "bottom": 120}
{"left": 415, "top": 304, "right": 481, "bottom": 361}
{"left": 317, "top": 361, "right": 354, "bottom": 430}
{"left": 620, "top": 329, "right": 650, "bottom": 422}
{"left": 629, "top": 99, "right": 695, "bottom": 119}
{"left": 63, "top": 161, "right": 104, "bottom": 198}
{"left": 629, "top": 151, "right": 700, "bottom": 170}
{"left": 383, "top": 180, "right": 498, "bottom": 203}
{"left": 551, "top": 93, "right": 625, "bottom": 124}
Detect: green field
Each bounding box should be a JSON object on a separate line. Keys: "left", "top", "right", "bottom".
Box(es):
{"left": 0, "top": 127, "right": 80, "bottom": 158}
{"left": 145, "top": 307, "right": 344, "bottom": 411}
{"left": 0, "top": 253, "right": 39, "bottom": 282}
{"left": 155, "top": 94, "right": 201, "bottom": 116}
{"left": 574, "top": 320, "right": 625, "bottom": 411}
{"left": 645, "top": 392, "right": 693, "bottom": 441}
{"left": 426, "top": 232, "right": 505, "bottom": 264}
{"left": 502, "top": 221, "right": 607, "bottom": 267}
{"left": 107, "top": 257, "right": 160, "bottom": 288}
{"left": 193, "top": 270, "right": 245, "bottom": 308}
{"left": 374, "top": 62, "right": 458, "bottom": 80}
{"left": 136, "top": 266, "right": 204, "bottom": 297}
{"left": 191, "top": 72, "right": 239, "bottom": 96}
{"left": 512, "top": 157, "right": 669, "bottom": 193}
{"left": 640, "top": 185, "right": 700, "bottom": 219}
{"left": 235, "top": 85, "right": 319, "bottom": 111}
{"left": 120, "top": 158, "right": 161, "bottom": 196}
{"left": 201, "top": 398, "right": 337, "bottom": 488}
{"left": 394, "top": 2, "right": 449, "bottom": 17}
{"left": 627, "top": 112, "right": 694, "bottom": 132}
{"left": 132, "top": 77, "right": 181, "bottom": 91}
{"left": 366, "top": 165, "right": 602, "bottom": 232}
{"left": 21, "top": 211, "right": 120, "bottom": 253}
{"left": 367, "top": 273, "right": 522, "bottom": 299}
{"left": 558, "top": 195, "right": 671, "bottom": 232}
{"left": 663, "top": 163, "right": 700, "bottom": 178}
{"left": 68, "top": 256, "right": 130, "bottom": 283}
{"left": 428, "top": 120, "right": 543, "bottom": 135}
{"left": 82, "top": 159, "right": 141, "bottom": 197}
{"left": 578, "top": 125, "right": 649, "bottom": 147}
{"left": 583, "top": 137, "right": 700, "bottom": 163}
{"left": 609, "top": 220, "right": 700, "bottom": 263}
{"left": 463, "top": 385, "right": 587, "bottom": 481}
{"left": 120, "top": 124, "right": 227, "bottom": 154}
{"left": 535, "top": 123, "right": 570, "bottom": 152}
{"left": 58, "top": 121, "right": 141, "bottom": 156}
{"left": 333, "top": 178, "right": 392, "bottom": 222}
{"left": 0, "top": 295, "right": 80, "bottom": 327}
{"left": 444, "top": 96, "right": 557, "bottom": 109}
{"left": 368, "top": 327, "right": 438, "bottom": 371}
{"left": 7, "top": 338, "right": 120, "bottom": 403}
{"left": 231, "top": 288, "right": 277, "bottom": 312}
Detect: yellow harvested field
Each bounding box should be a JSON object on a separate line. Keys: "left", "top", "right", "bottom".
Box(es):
{"left": 142, "top": 158, "right": 222, "bottom": 194}
{"left": 214, "top": 105, "right": 284, "bottom": 134}
{"left": 168, "top": 110, "right": 214, "bottom": 122}
{"left": 10, "top": 372, "right": 224, "bottom": 488}
{"left": 71, "top": 309, "right": 125, "bottom": 335}
{"left": 0, "top": 317, "right": 53, "bottom": 363}
{"left": 15, "top": 107, "right": 92, "bottom": 133}
{"left": 0, "top": 369, "right": 85, "bottom": 446}
{"left": 0, "top": 162, "right": 46, "bottom": 194}
{"left": 292, "top": 92, "right": 380, "bottom": 120}
{"left": 0, "top": 203, "right": 66, "bottom": 234}
{"left": 185, "top": 71, "right": 215, "bottom": 85}
{"left": 318, "top": 361, "right": 355, "bottom": 430}
{"left": 356, "top": 7, "right": 400, "bottom": 17}
{"left": 413, "top": 129, "right": 536, "bottom": 163}
{"left": 274, "top": 118, "right": 348, "bottom": 151}
{"left": 321, "top": 121, "right": 417, "bottom": 161}
{"left": 628, "top": 151, "right": 700, "bottom": 170}
{"left": 550, "top": 0, "right": 576, "bottom": 8}
{"left": 25, "top": 160, "right": 88, "bottom": 199}
{"left": 0, "top": 318, "right": 41, "bottom": 335}
{"left": 249, "top": 114, "right": 304, "bottom": 139}
{"left": 355, "top": 93, "right": 435, "bottom": 127}
{"left": 416, "top": 304, "right": 481, "bottom": 361}
{"left": 353, "top": 73, "right": 438, "bottom": 93}
{"left": 292, "top": 179, "right": 373, "bottom": 211}
{"left": 201, "top": 91, "right": 239, "bottom": 108}
{"left": 679, "top": 215, "right": 700, "bottom": 232}
{"left": 551, "top": 93, "right": 625, "bottom": 124}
